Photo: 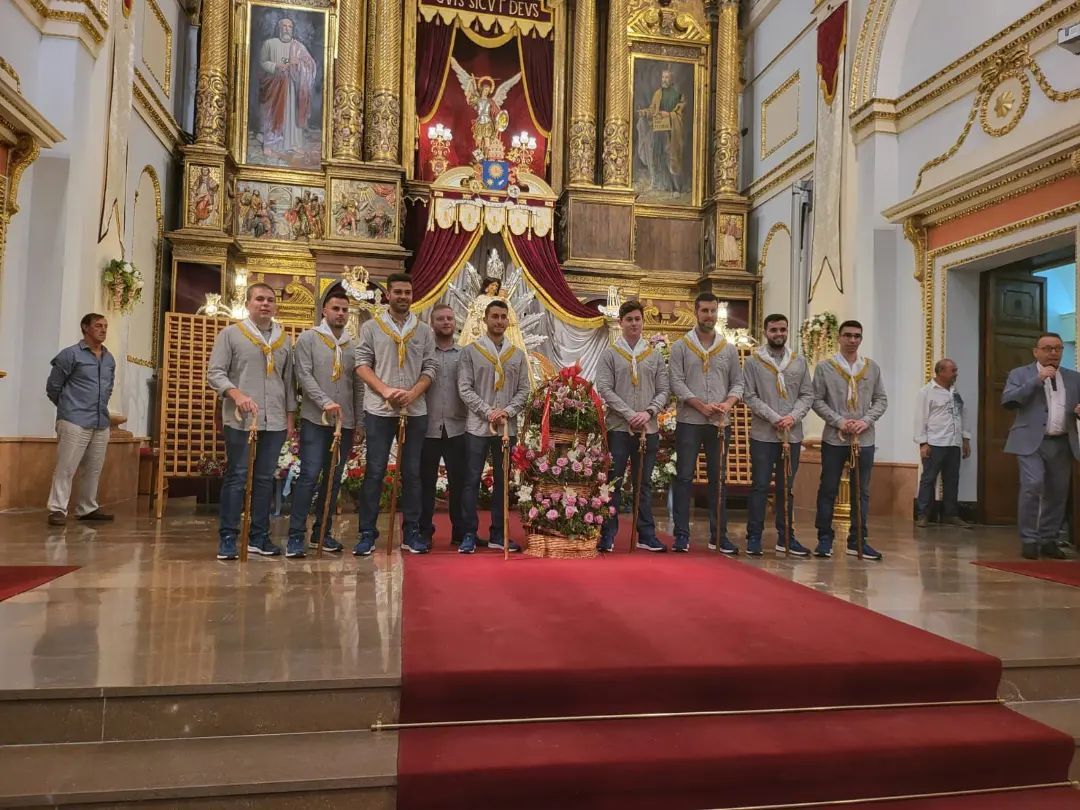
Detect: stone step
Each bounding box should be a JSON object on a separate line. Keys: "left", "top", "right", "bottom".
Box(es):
{"left": 1000, "top": 659, "right": 1080, "bottom": 703}
{"left": 0, "top": 729, "right": 397, "bottom": 808}
{"left": 0, "top": 682, "right": 398, "bottom": 745}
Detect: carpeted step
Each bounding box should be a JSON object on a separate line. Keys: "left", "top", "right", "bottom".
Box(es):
{"left": 401, "top": 556, "right": 1001, "bottom": 722}
{"left": 829, "top": 786, "right": 1080, "bottom": 809}
{"left": 396, "top": 704, "right": 1075, "bottom": 810}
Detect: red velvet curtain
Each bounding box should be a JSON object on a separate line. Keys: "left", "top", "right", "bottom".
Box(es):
{"left": 518, "top": 31, "right": 553, "bottom": 135}
{"left": 410, "top": 220, "right": 478, "bottom": 304}
{"left": 416, "top": 18, "right": 456, "bottom": 121}
{"left": 507, "top": 232, "right": 600, "bottom": 321}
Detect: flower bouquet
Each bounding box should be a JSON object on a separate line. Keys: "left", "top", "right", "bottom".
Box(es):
{"left": 800, "top": 312, "right": 839, "bottom": 367}
{"left": 651, "top": 447, "right": 677, "bottom": 493}
{"left": 517, "top": 483, "right": 614, "bottom": 559}
{"left": 276, "top": 437, "right": 301, "bottom": 481}
{"left": 101, "top": 259, "right": 144, "bottom": 314}
{"left": 197, "top": 455, "right": 226, "bottom": 477}
{"left": 528, "top": 362, "right": 606, "bottom": 448}
{"left": 648, "top": 333, "right": 672, "bottom": 362}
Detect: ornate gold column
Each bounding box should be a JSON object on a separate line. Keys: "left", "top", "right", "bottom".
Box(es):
{"left": 568, "top": 0, "right": 598, "bottom": 186}
{"left": 601, "top": 0, "right": 630, "bottom": 187}
{"left": 332, "top": 0, "right": 366, "bottom": 161}
{"left": 193, "top": 0, "right": 230, "bottom": 147}
{"left": 712, "top": 0, "right": 740, "bottom": 196}
{"left": 365, "top": 0, "right": 402, "bottom": 163}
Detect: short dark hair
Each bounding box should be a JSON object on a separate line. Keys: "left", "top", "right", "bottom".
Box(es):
{"left": 485, "top": 299, "right": 509, "bottom": 316}
{"left": 1036, "top": 332, "right": 1064, "bottom": 346}
{"left": 763, "top": 313, "right": 788, "bottom": 329}
{"left": 838, "top": 319, "right": 863, "bottom": 334}
{"left": 694, "top": 292, "right": 718, "bottom": 309}
{"left": 80, "top": 313, "right": 105, "bottom": 333}
{"left": 618, "top": 300, "right": 644, "bottom": 319}
{"left": 386, "top": 272, "right": 412, "bottom": 290}
{"left": 246, "top": 282, "right": 276, "bottom": 302}
{"left": 322, "top": 289, "right": 350, "bottom": 306}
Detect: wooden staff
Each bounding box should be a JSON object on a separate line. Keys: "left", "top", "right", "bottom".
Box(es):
{"left": 779, "top": 429, "right": 793, "bottom": 557}
{"left": 385, "top": 411, "right": 407, "bottom": 559}
{"left": 714, "top": 410, "right": 729, "bottom": 553}
{"left": 238, "top": 409, "right": 258, "bottom": 563}
{"left": 501, "top": 419, "right": 511, "bottom": 562}
{"left": 629, "top": 428, "right": 647, "bottom": 554}
{"left": 316, "top": 413, "right": 343, "bottom": 560}
{"left": 849, "top": 433, "right": 863, "bottom": 561}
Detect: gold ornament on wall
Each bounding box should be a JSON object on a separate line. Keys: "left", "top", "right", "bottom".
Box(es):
{"left": 602, "top": 119, "right": 631, "bottom": 186}
{"left": 367, "top": 90, "right": 401, "bottom": 163}
{"left": 567, "top": 119, "right": 597, "bottom": 184}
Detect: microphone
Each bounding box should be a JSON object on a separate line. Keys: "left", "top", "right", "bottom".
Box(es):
{"left": 1051, "top": 376, "right": 1058, "bottom": 392}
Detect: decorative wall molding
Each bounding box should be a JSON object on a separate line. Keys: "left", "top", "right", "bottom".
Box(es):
{"left": 11, "top": 0, "right": 109, "bottom": 53}
{"left": 744, "top": 141, "right": 814, "bottom": 206}
{"left": 757, "top": 221, "right": 790, "bottom": 276}
{"left": 133, "top": 67, "right": 182, "bottom": 152}
{"left": 141, "top": 0, "right": 173, "bottom": 98}
{"left": 760, "top": 71, "right": 800, "bottom": 160}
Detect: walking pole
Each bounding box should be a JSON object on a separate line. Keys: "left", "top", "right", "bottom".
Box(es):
{"left": 238, "top": 409, "right": 258, "bottom": 563}
{"left": 849, "top": 433, "right": 863, "bottom": 561}
{"left": 384, "top": 410, "right": 407, "bottom": 559}
{"left": 779, "top": 429, "right": 792, "bottom": 557}
{"left": 501, "top": 419, "right": 511, "bottom": 562}
{"left": 714, "top": 411, "right": 729, "bottom": 553}
{"left": 316, "top": 413, "right": 343, "bottom": 560}
{"left": 629, "top": 428, "right": 647, "bottom": 554}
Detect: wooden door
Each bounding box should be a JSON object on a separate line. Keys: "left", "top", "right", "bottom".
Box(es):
{"left": 979, "top": 270, "right": 1046, "bottom": 525}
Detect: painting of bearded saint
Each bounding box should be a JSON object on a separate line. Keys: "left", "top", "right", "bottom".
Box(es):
{"left": 633, "top": 60, "right": 695, "bottom": 206}
{"left": 247, "top": 9, "right": 325, "bottom": 169}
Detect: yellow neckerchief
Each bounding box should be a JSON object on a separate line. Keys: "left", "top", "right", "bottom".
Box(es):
{"left": 473, "top": 335, "right": 517, "bottom": 391}
{"left": 612, "top": 337, "right": 652, "bottom": 386}
{"left": 374, "top": 311, "right": 418, "bottom": 368}
{"left": 754, "top": 345, "right": 795, "bottom": 399}
{"left": 828, "top": 354, "right": 869, "bottom": 410}
{"left": 237, "top": 319, "right": 285, "bottom": 375}
{"left": 684, "top": 330, "right": 726, "bottom": 374}
{"left": 314, "top": 320, "right": 350, "bottom": 381}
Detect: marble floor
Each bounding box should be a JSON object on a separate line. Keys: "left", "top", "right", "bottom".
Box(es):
{"left": 0, "top": 502, "right": 1077, "bottom": 696}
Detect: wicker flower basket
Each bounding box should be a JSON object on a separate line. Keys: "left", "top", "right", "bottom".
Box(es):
{"left": 524, "top": 527, "right": 600, "bottom": 559}
{"left": 534, "top": 481, "right": 599, "bottom": 503}
{"left": 547, "top": 426, "right": 584, "bottom": 448}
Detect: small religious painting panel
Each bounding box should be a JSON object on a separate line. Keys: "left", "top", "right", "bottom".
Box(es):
{"left": 631, "top": 56, "right": 699, "bottom": 207}
{"left": 243, "top": 3, "right": 328, "bottom": 170}
{"left": 716, "top": 213, "right": 745, "bottom": 269}
{"left": 186, "top": 164, "right": 222, "bottom": 228}
{"left": 329, "top": 179, "right": 399, "bottom": 242}
{"left": 233, "top": 180, "right": 326, "bottom": 241}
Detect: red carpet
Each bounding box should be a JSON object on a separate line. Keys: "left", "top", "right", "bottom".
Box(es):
{"left": 0, "top": 566, "right": 78, "bottom": 602}
{"left": 397, "top": 555, "right": 1076, "bottom": 809}
{"left": 426, "top": 509, "right": 674, "bottom": 551}
{"left": 974, "top": 559, "right": 1080, "bottom": 588}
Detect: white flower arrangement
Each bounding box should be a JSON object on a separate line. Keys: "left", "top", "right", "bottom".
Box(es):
{"left": 799, "top": 312, "right": 839, "bottom": 367}
{"left": 101, "top": 259, "right": 144, "bottom": 314}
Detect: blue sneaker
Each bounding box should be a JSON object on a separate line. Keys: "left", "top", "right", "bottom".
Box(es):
{"left": 813, "top": 540, "right": 833, "bottom": 558}
{"left": 776, "top": 537, "right": 810, "bottom": 557}
{"left": 250, "top": 537, "right": 282, "bottom": 557}
{"left": 708, "top": 538, "right": 739, "bottom": 555}
{"left": 847, "top": 540, "right": 883, "bottom": 561}
{"left": 217, "top": 536, "right": 238, "bottom": 560}
{"left": 314, "top": 536, "right": 343, "bottom": 553}
{"left": 403, "top": 533, "right": 430, "bottom": 554}
{"left": 353, "top": 533, "right": 376, "bottom": 557}
{"left": 746, "top": 537, "right": 763, "bottom": 557}
{"left": 598, "top": 538, "right": 615, "bottom": 553}
{"left": 286, "top": 537, "right": 306, "bottom": 558}
{"left": 459, "top": 535, "right": 477, "bottom": 554}
{"left": 489, "top": 537, "right": 522, "bottom": 553}
{"left": 673, "top": 535, "right": 690, "bottom": 553}
{"left": 636, "top": 536, "right": 668, "bottom": 552}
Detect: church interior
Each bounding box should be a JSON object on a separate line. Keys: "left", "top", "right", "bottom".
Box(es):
{"left": 2, "top": 0, "right": 1080, "bottom": 806}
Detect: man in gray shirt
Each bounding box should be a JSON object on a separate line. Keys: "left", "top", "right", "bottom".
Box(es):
{"left": 45, "top": 313, "right": 117, "bottom": 525}
{"left": 285, "top": 288, "right": 366, "bottom": 558}
{"left": 420, "top": 304, "right": 469, "bottom": 549}
{"left": 457, "top": 300, "right": 531, "bottom": 554}
{"left": 595, "top": 300, "right": 670, "bottom": 552}
{"left": 811, "top": 319, "right": 888, "bottom": 561}
{"left": 354, "top": 273, "right": 437, "bottom": 556}
{"left": 668, "top": 292, "right": 743, "bottom": 553}
{"left": 742, "top": 314, "right": 814, "bottom": 557}
{"left": 207, "top": 283, "right": 295, "bottom": 560}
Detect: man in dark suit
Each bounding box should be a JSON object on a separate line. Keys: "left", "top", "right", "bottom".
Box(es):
{"left": 1002, "top": 332, "right": 1080, "bottom": 559}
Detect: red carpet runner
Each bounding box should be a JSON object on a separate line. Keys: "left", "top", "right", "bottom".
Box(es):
{"left": 397, "top": 555, "right": 1077, "bottom": 809}
{"left": 0, "top": 566, "right": 78, "bottom": 603}
{"left": 974, "top": 559, "right": 1080, "bottom": 589}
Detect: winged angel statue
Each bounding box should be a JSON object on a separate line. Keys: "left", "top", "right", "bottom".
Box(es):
{"left": 449, "top": 57, "right": 522, "bottom": 153}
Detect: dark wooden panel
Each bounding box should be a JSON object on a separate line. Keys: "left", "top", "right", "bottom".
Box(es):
{"left": 635, "top": 216, "right": 703, "bottom": 274}
{"left": 569, "top": 201, "right": 633, "bottom": 261}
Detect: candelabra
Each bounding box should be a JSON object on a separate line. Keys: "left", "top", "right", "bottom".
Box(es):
{"left": 508, "top": 131, "right": 537, "bottom": 172}
{"left": 428, "top": 123, "right": 452, "bottom": 178}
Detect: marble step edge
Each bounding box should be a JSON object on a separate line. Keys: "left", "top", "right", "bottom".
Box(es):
{"left": 0, "top": 730, "right": 398, "bottom": 808}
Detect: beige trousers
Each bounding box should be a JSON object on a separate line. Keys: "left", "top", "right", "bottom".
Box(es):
{"left": 47, "top": 420, "right": 110, "bottom": 516}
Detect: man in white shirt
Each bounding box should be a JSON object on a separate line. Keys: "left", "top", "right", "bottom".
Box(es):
{"left": 914, "top": 359, "right": 972, "bottom": 529}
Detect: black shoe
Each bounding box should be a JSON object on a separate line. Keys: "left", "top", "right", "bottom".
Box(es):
{"left": 1021, "top": 545, "right": 1039, "bottom": 560}
{"left": 1040, "top": 544, "right": 1068, "bottom": 560}
{"left": 77, "top": 510, "right": 114, "bottom": 521}
{"left": 48, "top": 511, "right": 66, "bottom": 526}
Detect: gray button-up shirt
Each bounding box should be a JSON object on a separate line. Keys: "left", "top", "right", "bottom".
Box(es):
{"left": 669, "top": 335, "right": 744, "bottom": 425}
{"left": 292, "top": 328, "right": 366, "bottom": 430}
{"left": 458, "top": 341, "right": 531, "bottom": 437}
{"left": 46, "top": 341, "right": 116, "bottom": 430}
{"left": 356, "top": 316, "right": 437, "bottom": 418}
{"left": 207, "top": 323, "right": 294, "bottom": 432}
{"left": 595, "top": 344, "right": 670, "bottom": 435}
{"left": 742, "top": 351, "right": 814, "bottom": 443}
{"left": 812, "top": 358, "right": 888, "bottom": 447}
{"left": 426, "top": 343, "right": 468, "bottom": 438}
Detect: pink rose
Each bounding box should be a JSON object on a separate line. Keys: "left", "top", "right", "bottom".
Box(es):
{"left": 564, "top": 505, "right": 577, "bottom": 518}
{"left": 526, "top": 449, "right": 536, "bottom": 460}
{"left": 584, "top": 512, "right": 595, "bottom": 524}
{"left": 572, "top": 461, "right": 583, "bottom": 473}
{"left": 551, "top": 491, "right": 562, "bottom": 502}
{"left": 538, "top": 461, "right": 549, "bottom": 472}
{"left": 556, "top": 457, "right": 569, "bottom": 467}
{"left": 577, "top": 444, "right": 586, "bottom": 455}
{"left": 528, "top": 507, "right": 539, "bottom": 520}
{"left": 577, "top": 496, "right": 588, "bottom": 507}
{"left": 546, "top": 509, "right": 559, "bottom": 521}
{"left": 591, "top": 497, "right": 602, "bottom": 509}
{"left": 552, "top": 465, "right": 562, "bottom": 476}
{"left": 541, "top": 499, "right": 551, "bottom": 508}
{"left": 597, "top": 473, "right": 607, "bottom": 483}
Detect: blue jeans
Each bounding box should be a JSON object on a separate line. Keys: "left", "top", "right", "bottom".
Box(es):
{"left": 602, "top": 430, "right": 659, "bottom": 542}
{"left": 220, "top": 426, "right": 286, "bottom": 543}
{"left": 358, "top": 412, "right": 428, "bottom": 537}
{"left": 420, "top": 432, "right": 466, "bottom": 542}
{"left": 287, "top": 419, "right": 354, "bottom": 543}
{"left": 461, "top": 433, "right": 508, "bottom": 541}
{"left": 815, "top": 442, "right": 875, "bottom": 544}
{"left": 672, "top": 422, "right": 729, "bottom": 542}
{"left": 746, "top": 438, "right": 801, "bottom": 542}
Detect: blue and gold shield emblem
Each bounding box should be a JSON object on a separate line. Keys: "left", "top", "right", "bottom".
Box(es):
{"left": 481, "top": 160, "right": 511, "bottom": 191}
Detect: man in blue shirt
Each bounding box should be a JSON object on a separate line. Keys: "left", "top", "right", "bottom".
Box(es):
{"left": 45, "top": 313, "right": 117, "bottom": 525}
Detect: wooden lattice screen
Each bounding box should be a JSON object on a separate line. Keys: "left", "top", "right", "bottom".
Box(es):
{"left": 154, "top": 313, "right": 304, "bottom": 518}
{"left": 694, "top": 345, "right": 753, "bottom": 488}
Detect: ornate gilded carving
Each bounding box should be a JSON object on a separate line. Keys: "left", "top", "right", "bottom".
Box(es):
{"left": 628, "top": 1, "right": 709, "bottom": 43}
{"left": 332, "top": 85, "right": 364, "bottom": 160}
{"left": 713, "top": 127, "right": 739, "bottom": 195}
{"left": 568, "top": 118, "right": 596, "bottom": 185}
{"left": 712, "top": 0, "right": 740, "bottom": 195}
{"left": 194, "top": 0, "right": 229, "bottom": 146}
{"left": 5, "top": 134, "right": 39, "bottom": 219}
{"left": 365, "top": 0, "right": 402, "bottom": 163}
{"left": 757, "top": 222, "right": 791, "bottom": 276}
{"left": 903, "top": 217, "right": 927, "bottom": 283}
{"left": 602, "top": 0, "right": 631, "bottom": 188}
{"left": 366, "top": 90, "right": 401, "bottom": 163}
{"left": 332, "top": 0, "right": 365, "bottom": 161}
{"left": 0, "top": 57, "right": 21, "bottom": 92}
{"left": 602, "top": 119, "right": 630, "bottom": 187}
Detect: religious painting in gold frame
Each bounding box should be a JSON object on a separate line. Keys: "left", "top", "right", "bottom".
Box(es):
{"left": 630, "top": 53, "right": 706, "bottom": 208}
{"left": 239, "top": 0, "right": 332, "bottom": 171}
